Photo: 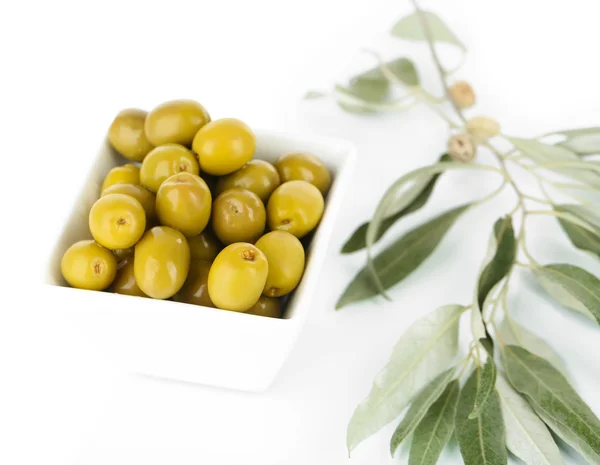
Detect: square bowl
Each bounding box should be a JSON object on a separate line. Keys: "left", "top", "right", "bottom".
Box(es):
{"left": 42, "top": 129, "right": 356, "bottom": 392}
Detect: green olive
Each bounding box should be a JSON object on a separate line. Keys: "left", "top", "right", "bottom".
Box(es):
{"left": 108, "top": 108, "right": 154, "bottom": 162}
{"left": 101, "top": 183, "right": 156, "bottom": 222}
{"left": 140, "top": 143, "right": 200, "bottom": 193}
{"left": 144, "top": 99, "right": 211, "bottom": 147}
{"left": 101, "top": 164, "right": 140, "bottom": 193}
{"left": 216, "top": 160, "right": 280, "bottom": 201}
{"left": 173, "top": 260, "right": 214, "bottom": 307}
{"left": 112, "top": 258, "right": 146, "bottom": 297}
{"left": 267, "top": 180, "right": 324, "bottom": 238}
{"left": 255, "top": 231, "right": 305, "bottom": 297}
{"left": 275, "top": 152, "right": 332, "bottom": 195}
{"left": 211, "top": 188, "right": 266, "bottom": 244}
{"left": 187, "top": 230, "right": 222, "bottom": 262}
{"left": 89, "top": 193, "right": 146, "bottom": 249}
{"left": 134, "top": 226, "right": 190, "bottom": 299}
{"left": 208, "top": 243, "right": 268, "bottom": 312}
{"left": 193, "top": 118, "right": 255, "bottom": 175}
{"left": 246, "top": 296, "right": 282, "bottom": 318}
{"left": 61, "top": 240, "right": 117, "bottom": 290}
{"left": 155, "top": 172, "right": 212, "bottom": 236}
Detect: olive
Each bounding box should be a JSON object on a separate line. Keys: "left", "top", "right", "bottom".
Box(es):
{"left": 61, "top": 240, "right": 117, "bottom": 290}
{"left": 134, "top": 226, "right": 190, "bottom": 299}
{"left": 255, "top": 231, "right": 305, "bottom": 297}
{"left": 108, "top": 108, "right": 154, "bottom": 162}
{"left": 112, "top": 258, "right": 146, "bottom": 297}
{"left": 101, "top": 183, "right": 156, "bottom": 222}
{"left": 211, "top": 188, "right": 266, "bottom": 244}
{"left": 267, "top": 180, "right": 324, "bottom": 238}
{"left": 216, "top": 160, "right": 280, "bottom": 202}
{"left": 101, "top": 164, "right": 140, "bottom": 193}
{"left": 155, "top": 172, "right": 212, "bottom": 237}
{"left": 208, "top": 243, "right": 268, "bottom": 312}
{"left": 173, "top": 260, "right": 214, "bottom": 307}
{"left": 187, "top": 230, "right": 222, "bottom": 262}
{"left": 89, "top": 193, "right": 146, "bottom": 249}
{"left": 193, "top": 118, "right": 255, "bottom": 175}
{"left": 140, "top": 143, "right": 200, "bottom": 193}
{"left": 144, "top": 99, "right": 211, "bottom": 147}
{"left": 246, "top": 296, "right": 282, "bottom": 318}
{"left": 275, "top": 152, "right": 332, "bottom": 195}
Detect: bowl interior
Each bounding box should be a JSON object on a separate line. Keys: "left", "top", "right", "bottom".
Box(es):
{"left": 45, "top": 130, "right": 356, "bottom": 322}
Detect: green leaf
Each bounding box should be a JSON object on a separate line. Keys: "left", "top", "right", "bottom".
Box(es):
{"left": 503, "top": 345, "right": 600, "bottom": 463}
{"left": 556, "top": 204, "right": 600, "bottom": 233}
{"left": 346, "top": 304, "right": 464, "bottom": 453}
{"left": 337, "top": 203, "right": 471, "bottom": 309}
{"left": 477, "top": 216, "right": 516, "bottom": 308}
{"left": 390, "top": 368, "right": 455, "bottom": 456}
{"left": 556, "top": 214, "right": 600, "bottom": 259}
{"left": 357, "top": 56, "right": 420, "bottom": 87}
{"left": 533, "top": 264, "right": 600, "bottom": 324}
{"left": 409, "top": 380, "right": 459, "bottom": 465}
{"left": 509, "top": 137, "right": 600, "bottom": 189}
{"left": 303, "top": 90, "right": 328, "bottom": 100}
{"left": 496, "top": 374, "right": 564, "bottom": 465}
{"left": 341, "top": 155, "right": 450, "bottom": 254}
{"left": 498, "top": 318, "right": 567, "bottom": 376}
{"left": 456, "top": 369, "right": 507, "bottom": 465}
{"left": 553, "top": 127, "right": 600, "bottom": 156}
{"left": 469, "top": 359, "right": 497, "bottom": 419}
{"left": 391, "top": 10, "right": 466, "bottom": 51}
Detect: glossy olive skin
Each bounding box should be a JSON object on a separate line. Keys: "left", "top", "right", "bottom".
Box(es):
{"left": 102, "top": 183, "right": 156, "bottom": 222}
{"left": 134, "top": 226, "right": 191, "bottom": 299}
{"left": 193, "top": 118, "right": 256, "bottom": 175}
{"left": 246, "top": 296, "right": 282, "bottom": 318}
{"left": 208, "top": 243, "right": 268, "bottom": 312}
{"left": 101, "top": 164, "right": 140, "bottom": 193}
{"left": 187, "top": 230, "right": 222, "bottom": 262}
{"left": 112, "top": 246, "right": 134, "bottom": 262}
{"left": 89, "top": 193, "right": 146, "bottom": 249}
{"left": 61, "top": 240, "right": 117, "bottom": 290}
{"left": 275, "top": 152, "right": 332, "bottom": 195}
{"left": 267, "top": 180, "right": 324, "bottom": 238}
{"left": 216, "top": 160, "right": 280, "bottom": 202}
{"left": 144, "top": 99, "right": 211, "bottom": 147}
{"left": 112, "top": 258, "right": 146, "bottom": 297}
{"left": 156, "top": 172, "right": 212, "bottom": 236}
{"left": 255, "top": 231, "right": 305, "bottom": 297}
{"left": 173, "top": 260, "right": 214, "bottom": 307}
{"left": 140, "top": 144, "right": 200, "bottom": 193}
{"left": 212, "top": 188, "right": 266, "bottom": 244}
{"left": 108, "top": 108, "right": 154, "bottom": 162}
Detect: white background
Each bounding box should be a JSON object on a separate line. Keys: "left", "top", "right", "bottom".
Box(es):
{"left": 1, "top": 0, "right": 600, "bottom": 464}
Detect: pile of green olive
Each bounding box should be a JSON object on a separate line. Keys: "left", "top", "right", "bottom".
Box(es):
{"left": 60, "top": 99, "right": 332, "bottom": 318}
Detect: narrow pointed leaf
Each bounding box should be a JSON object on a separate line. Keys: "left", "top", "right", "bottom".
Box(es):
{"left": 498, "top": 318, "right": 567, "bottom": 376}
{"left": 556, "top": 214, "right": 600, "bottom": 259}
{"left": 391, "top": 10, "right": 466, "bottom": 51}
{"left": 553, "top": 127, "right": 600, "bottom": 156}
{"left": 509, "top": 137, "right": 600, "bottom": 189}
{"left": 477, "top": 216, "right": 516, "bottom": 307}
{"left": 503, "top": 345, "right": 600, "bottom": 462}
{"left": 337, "top": 204, "right": 470, "bottom": 309}
{"left": 409, "top": 380, "right": 459, "bottom": 465}
{"left": 356, "top": 56, "right": 420, "bottom": 87}
{"left": 390, "top": 368, "right": 455, "bottom": 455}
{"left": 533, "top": 264, "right": 600, "bottom": 324}
{"left": 456, "top": 369, "right": 507, "bottom": 465}
{"left": 556, "top": 204, "right": 600, "bottom": 233}
{"left": 342, "top": 155, "right": 449, "bottom": 254}
{"left": 346, "top": 304, "right": 463, "bottom": 453}
{"left": 469, "top": 359, "right": 497, "bottom": 419}
{"left": 496, "top": 374, "right": 564, "bottom": 465}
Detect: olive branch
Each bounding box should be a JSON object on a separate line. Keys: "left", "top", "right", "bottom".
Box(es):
{"left": 307, "top": 2, "right": 600, "bottom": 464}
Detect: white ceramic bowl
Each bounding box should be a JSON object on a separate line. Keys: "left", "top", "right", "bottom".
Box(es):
{"left": 43, "top": 129, "right": 356, "bottom": 392}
